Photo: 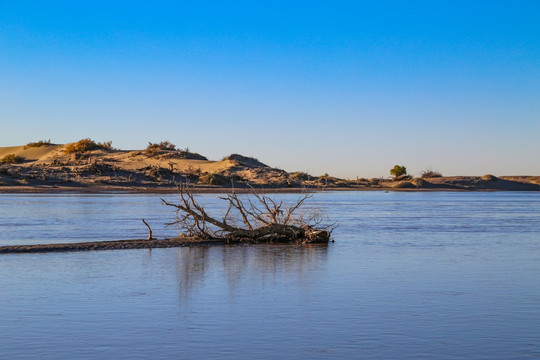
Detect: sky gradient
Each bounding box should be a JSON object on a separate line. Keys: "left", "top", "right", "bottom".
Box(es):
{"left": 1, "top": 1, "right": 539, "bottom": 178}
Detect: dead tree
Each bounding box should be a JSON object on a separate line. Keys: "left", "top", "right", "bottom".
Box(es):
{"left": 161, "top": 185, "right": 334, "bottom": 244}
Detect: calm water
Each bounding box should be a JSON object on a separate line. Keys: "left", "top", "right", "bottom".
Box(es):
{"left": 1, "top": 191, "right": 539, "bottom": 359}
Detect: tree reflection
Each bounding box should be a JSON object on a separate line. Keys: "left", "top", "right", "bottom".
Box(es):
{"left": 174, "top": 244, "right": 330, "bottom": 301}
{"left": 174, "top": 246, "right": 210, "bottom": 301}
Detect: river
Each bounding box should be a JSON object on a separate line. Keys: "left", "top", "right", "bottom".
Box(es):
{"left": 1, "top": 191, "right": 539, "bottom": 359}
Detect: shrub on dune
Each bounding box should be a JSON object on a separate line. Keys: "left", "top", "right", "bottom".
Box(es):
{"left": 0, "top": 154, "right": 24, "bottom": 164}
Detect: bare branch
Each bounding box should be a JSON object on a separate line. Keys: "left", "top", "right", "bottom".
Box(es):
{"left": 161, "top": 183, "right": 333, "bottom": 243}
{"left": 142, "top": 219, "right": 154, "bottom": 240}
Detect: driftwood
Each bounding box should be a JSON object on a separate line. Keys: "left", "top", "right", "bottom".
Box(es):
{"left": 0, "top": 238, "right": 225, "bottom": 254}
{"left": 161, "top": 185, "right": 334, "bottom": 244}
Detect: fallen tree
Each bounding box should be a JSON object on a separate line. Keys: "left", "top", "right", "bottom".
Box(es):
{"left": 161, "top": 185, "right": 335, "bottom": 244}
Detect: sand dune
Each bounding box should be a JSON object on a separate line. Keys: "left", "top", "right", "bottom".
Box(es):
{"left": 0, "top": 144, "right": 63, "bottom": 161}
{"left": 0, "top": 144, "right": 237, "bottom": 174}
{"left": 0, "top": 142, "right": 539, "bottom": 192}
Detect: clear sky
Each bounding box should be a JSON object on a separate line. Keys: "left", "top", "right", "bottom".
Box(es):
{"left": 1, "top": 1, "right": 539, "bottom": 178}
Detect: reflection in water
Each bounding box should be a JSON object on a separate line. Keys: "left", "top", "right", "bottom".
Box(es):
{"left": 174, "top": 244, "right": 329, "bottom": 300}
{"left": 175, "top": 246, "right": 210, "bottom": 300}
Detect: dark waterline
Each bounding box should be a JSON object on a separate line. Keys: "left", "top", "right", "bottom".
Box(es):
{"left": 1, "top": 192, "right": 539, "bottom": 359}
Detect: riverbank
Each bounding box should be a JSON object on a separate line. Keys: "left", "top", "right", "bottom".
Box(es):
{"left": 1, "top": 175, "right": 540, "bottom": 194}
{"left": 1, "top": 142, "right": 539, "bottom": 192}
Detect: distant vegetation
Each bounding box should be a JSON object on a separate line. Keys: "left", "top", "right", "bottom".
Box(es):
{"left": 65, "top": 139, "right": 114, "bottom": 154}
{"left": 144, "top": 141, "right": 177, "bottom": 156}
{"left": 142, "top": 141, "right": 207, "bottom": 160}
{"left": 421, "top": 168, "right": 442, "bottom": 178}
{"left": 24, "top": 140, "right": 52, "bottom": 149}
{"left": 146, "top": 141, "right": 176, "bottom": 152}
{"left": 0, "top": 153, "right": 24, "bottom": 164}
{"left": 390, "top": 165, "right": 407, "bottom": 179}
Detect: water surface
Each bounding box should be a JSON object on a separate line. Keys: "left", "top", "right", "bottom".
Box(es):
{"left": 1, "top": 192, "right": 539, "bottom": 359}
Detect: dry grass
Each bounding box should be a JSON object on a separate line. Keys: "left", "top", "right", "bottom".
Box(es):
{"left": 421, "top": 168, "right": 442, "bottom": 178}
{"left": 146, "top": 141, "right": 176, "bottom": 151}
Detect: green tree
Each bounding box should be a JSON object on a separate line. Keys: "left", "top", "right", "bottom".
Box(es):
{"left": 390, "top": 165, "right": 407, "bottom": 178}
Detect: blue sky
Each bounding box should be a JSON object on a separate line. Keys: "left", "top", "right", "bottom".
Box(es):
{"left": 1, "top": 1, "right": 539, "bottom": 177}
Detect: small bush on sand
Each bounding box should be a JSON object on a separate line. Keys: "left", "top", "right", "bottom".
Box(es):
{"left": 0, "top": 154, "right": 24, "bottom": 164}
{"left": 146, "top": 141, "right": 176, "bottom": 151}
{"left": 390, "top": 165, "right": 407, "bottom": 180}
{"left": 421, "top": 168, "right": 442, "bottom": 178}
{"left": 65, "top": 139, "right": 114, "bottom": 154}
{"left": 97, "top": 141, "right": 115, "bottom": 150}
{"left": 24, "top": 140, "right": 51, "bottom": 149}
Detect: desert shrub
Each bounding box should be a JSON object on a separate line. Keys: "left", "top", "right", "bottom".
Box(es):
{"left": 146, "top": 141, "right": 176, "bottom": 151}
{"left": 65, "top": 139, "right": 113, "bottom": 153}
{"left": 0, "top": 154, "right": 24, "bottom": 164}
{"left": 199, "top": 173, "right": 228, "bottom": 185}
{"left": 390, "top": 165, "right": 407, "bottom": 179}
{"left": 421, "top": 168, "right": 442, "bottom": 178}
{"left": 482, "top": 174, "right": 498, "bottom": 182}
{"left": 65, "top": 139, "right": 98, "bottom": 153}
{"left": 97, "top": 141, "right": 115, "bottom": 151}
{"left": 24, "top": 139, "right": 51, "bottom": 149}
